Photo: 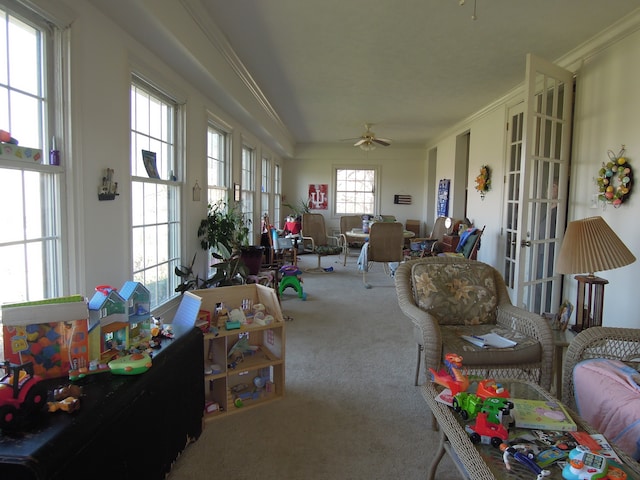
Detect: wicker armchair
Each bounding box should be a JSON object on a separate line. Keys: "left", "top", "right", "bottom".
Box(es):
{"left": 395, "top": 256, "right": 553, "bottom": 391}
{"left": 301, "top": 213, "right": 342, "bottom": 272}
{"left": 361, "top": 222, "right": 404, "bottom": 288}
{"left": 562, "top": 326, "right": 640, "bottom": 410}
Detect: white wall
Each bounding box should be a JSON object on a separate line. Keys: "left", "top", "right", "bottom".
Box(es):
{"left": 286, "top": 144, "right": 427, "bottom": 235}
{"left": 567, "top": 28, "right": 640, "bottom": 328}
{"left": 424, "top": 27, "right": 640, "bottom": 328}
{"left": 40, "top": 0, "right": 286, "bottom": 307}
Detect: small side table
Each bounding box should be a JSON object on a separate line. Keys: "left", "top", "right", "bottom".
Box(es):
{"left": 552, "top": 328, "right": 576, "bottom": 398}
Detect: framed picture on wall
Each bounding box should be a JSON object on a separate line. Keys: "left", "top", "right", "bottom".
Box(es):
{"left": 308, "top": 184, "right": 328, "bottom": 210}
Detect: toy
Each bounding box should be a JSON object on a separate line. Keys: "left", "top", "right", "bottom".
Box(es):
{"left": 452, "top": 392, "right": 484, "bottom": 420}
{"left": 562, "top": 445, "right": 608, "bottom": 480}
{"left": 429, "top": 353, "right": 469, "bottom": 396}
{"left": 107, "top": 352, "right": 152, "bottom": 375}
{"left": 0, "top": 360, "right": 47, "bottom": 429}
{"left": 465, "top": 412, "right": 509, "bottom": 447}
{"left": 500, "top": 443, "right": 550, "bottom": 479}
{"left": 481, "top": 396, "right": 514, "bottom": 425}
{"left": 477, "top": 379, "right": 510, "bottom": 399}
{"left": 48, "top": 396, "right": 81, "bottom": 413}
{"left": 278, "top": 265, "right": 306, "bottom": 300}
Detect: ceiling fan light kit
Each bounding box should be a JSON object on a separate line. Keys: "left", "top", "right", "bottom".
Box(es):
{"left": 351, "top": 123, "right": 392, "bottom": 151}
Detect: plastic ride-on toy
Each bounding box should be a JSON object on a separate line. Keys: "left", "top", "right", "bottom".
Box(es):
{"left": 0, "top": 360, "right": 48, "bottom": 429}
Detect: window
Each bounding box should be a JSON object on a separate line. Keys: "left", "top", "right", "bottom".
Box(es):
{"left": 335, "top": 168, "right": 377, "bottom": 215}
{"left": 206, "top": 123, "right": 229, "bottom": 205}
{"left": 0, "top": 5, "right": 63, "bottom": 304}
{"left": 261, "top": 155, "right": 270, "bottom": 220}
{"left": 274, "top": 164, "right": 282, "bottom": 229}
{"left": 130, "top": 77, "right": 181, "bottom": 309}
{"left": 241, "top": 145, "right": 255, "bottom": 241}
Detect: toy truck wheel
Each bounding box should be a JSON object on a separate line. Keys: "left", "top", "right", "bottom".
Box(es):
{"left": 490, "top": 437, "right": 503, "bottom": 448}
{"left": 23, "top": 383, "right": 47, "bottom": 412}
{"left": 469, "top": 432, "right": 481, "bottom": 444}
{"left": 460, "top": 410, "right": 469, "bottom": 421}
{"left": 452, "top": 398, "right": 461, "bottom": 413}
{"left": 0, "top": 405, "right": 18, "bottom": 429}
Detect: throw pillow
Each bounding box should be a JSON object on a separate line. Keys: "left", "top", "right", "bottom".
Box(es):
{"left": 411, "top": 262, "right": 497, "bottom": 325}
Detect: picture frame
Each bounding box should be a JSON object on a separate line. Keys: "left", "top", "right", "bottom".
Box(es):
{"left": 141, "top": 150, "right": 160, "bottom": 179}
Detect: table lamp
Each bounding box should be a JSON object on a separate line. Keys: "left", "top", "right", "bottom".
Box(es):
{"left": 556, "top": 216, "right": 636, "bottom": 331}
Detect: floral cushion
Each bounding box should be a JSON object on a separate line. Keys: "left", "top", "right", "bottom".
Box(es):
{"left": 411, "top": 262, "right": 498, "bottom": 325}
{"left": 315, "top": 245, "right": 342, "bottom": 255}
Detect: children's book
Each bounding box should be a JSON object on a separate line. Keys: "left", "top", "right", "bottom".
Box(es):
{"left": 435, "top": 388, "right": 454, "bottom": 406}
{"left": 512, "top": 399, "right": 577, "bottom": 431}
{"left": 460, "top": 333, "right": 517, "bottom": 348}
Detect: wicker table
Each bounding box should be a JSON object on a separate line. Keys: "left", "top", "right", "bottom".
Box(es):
{"left": 422, "top": 380, "right": 640, "bottom": 480}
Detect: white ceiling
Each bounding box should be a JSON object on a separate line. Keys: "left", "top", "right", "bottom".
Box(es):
{"left": 93, "top": 0, "right": 640, "bottom": 149}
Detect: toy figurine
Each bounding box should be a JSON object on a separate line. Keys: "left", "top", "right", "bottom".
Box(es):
{"left": 429, "top": 353, "right": 469, "bottom": 395}
{"left": 500, "top": 443, "right": 550, "bottom": 479}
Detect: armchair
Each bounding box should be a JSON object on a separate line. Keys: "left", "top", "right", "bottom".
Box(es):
{"left": 301, "top": 213, "right": 343, "bottom": 272}
{"left": 395, "top": 256, "right": 553, "bottom": 392}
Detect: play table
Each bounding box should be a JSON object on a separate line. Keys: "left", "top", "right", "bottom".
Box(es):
{"left": 421, "top": 379, "right": 640, "bottom": 479}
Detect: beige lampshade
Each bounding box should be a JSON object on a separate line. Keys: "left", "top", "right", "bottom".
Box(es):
{"left": 556, "top": 216, "right": 636, "bottom": 275}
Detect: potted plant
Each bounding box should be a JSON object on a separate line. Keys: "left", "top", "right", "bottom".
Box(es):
{"left": 197, "top": 199, "right": 255, "bottom": 286}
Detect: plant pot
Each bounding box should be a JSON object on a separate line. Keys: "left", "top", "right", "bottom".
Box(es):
{"left": 240, "top": 246, "right": 265, "bottom": 275}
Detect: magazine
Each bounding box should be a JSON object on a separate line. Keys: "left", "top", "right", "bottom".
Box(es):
{"left": 512, "top": 399, "right": 577, "bottom": 431}
{"left": 460, "top": 333, "right": 517, "bottom": 349}
{"left": 142, "top": 149, "right": 160, "bottom": 178}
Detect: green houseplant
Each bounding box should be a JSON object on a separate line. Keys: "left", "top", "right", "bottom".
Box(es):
{"left": 197, "top": 199, "right": 252, "bottom": 287}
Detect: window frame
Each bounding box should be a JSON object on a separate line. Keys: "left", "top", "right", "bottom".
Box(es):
{"left": 206, "top": 121, "right": 230, "bottom": 206}
{"left": 241, "top": 144, "right": 255, "bottom": 242}
{"left": 333, "top": 166, "right": 379, "bottom": 216}
{"left": 0, "top": 3, "right": 66, "bottom": 304}
{"left": 130, "top": 75, "right": 183, "bottom": 310}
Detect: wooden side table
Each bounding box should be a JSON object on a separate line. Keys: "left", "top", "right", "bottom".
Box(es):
{"left": 441, "top": 234, "right": 460, "bottom": 253}
{"left": 552, "top": 328, "right": 576, "bottom": 398}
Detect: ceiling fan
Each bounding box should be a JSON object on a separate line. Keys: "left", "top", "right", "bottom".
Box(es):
{"left": 347, "top": 123, "right": 392, "bottom": 151}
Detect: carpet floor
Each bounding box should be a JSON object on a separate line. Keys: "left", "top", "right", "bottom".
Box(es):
{"left": 167, "top": 252, "right": 460, "bottom": 479}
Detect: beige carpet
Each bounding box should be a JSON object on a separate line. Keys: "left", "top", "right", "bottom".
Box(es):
{"left": 168, "top": 252, "right": 460, "bottom": 479}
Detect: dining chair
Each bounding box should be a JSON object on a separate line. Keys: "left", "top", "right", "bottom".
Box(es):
{"left": 301, "top": 213, "right": 343, "bottom": 272}
{"left": 361, "top": 221, "right": 404, "bottom": 288}
{"left": 339, "top": 215, "right": 364, "bottom": 265}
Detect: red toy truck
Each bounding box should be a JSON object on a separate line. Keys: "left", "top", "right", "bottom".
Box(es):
{"left": 0, "top": 360, "right": 47, "bottom": 429}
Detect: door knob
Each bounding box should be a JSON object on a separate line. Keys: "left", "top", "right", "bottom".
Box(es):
{"left": 520, "top": 240, "right": 531, "bottom": 247}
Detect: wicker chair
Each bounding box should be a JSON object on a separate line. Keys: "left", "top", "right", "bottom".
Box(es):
{"left": 395, "top": 256, "right": 553, "bottom": 392}
{"left": 301, "top": 213, "right": 342, "bottom": 272}
{"left": 562, "top": 326, "right": 640, "bottom": 473}
{"left": 562, "top": 326, "right": 640, "bottom": 410}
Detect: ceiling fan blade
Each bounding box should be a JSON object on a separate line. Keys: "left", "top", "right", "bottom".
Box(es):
{"left": 354, "top": 138, "right": 368, "bottom": 147}
{"left": 373, "top": 138, "right": 391, "bottom": 146}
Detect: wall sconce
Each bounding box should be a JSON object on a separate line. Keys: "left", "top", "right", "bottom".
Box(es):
{"left": 192, "top": 180, "right": 201, "bottom": 202}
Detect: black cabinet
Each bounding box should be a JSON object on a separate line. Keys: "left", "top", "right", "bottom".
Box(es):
{"left": 0, "top": 327, "right": 204, "bottom": 479}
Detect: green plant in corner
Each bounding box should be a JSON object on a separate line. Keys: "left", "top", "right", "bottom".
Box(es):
{"left": 197, "top": 199, "right": 251, "bottom": 287}
{"left": 283, "top": 198, "right": 310, "bottom": 221}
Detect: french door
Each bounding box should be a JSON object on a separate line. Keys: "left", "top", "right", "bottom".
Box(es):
{"left": 503, "top": 54, "right": 573, "bottom": 314}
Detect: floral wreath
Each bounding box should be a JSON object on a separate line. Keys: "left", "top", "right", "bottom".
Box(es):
{"left": 475, "top": 165, "right": 491, "bottom": 199}
{"left": 596, "top": 145, "right": 633, "bottom": 207}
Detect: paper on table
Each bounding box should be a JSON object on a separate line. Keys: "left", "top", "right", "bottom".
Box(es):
{"left": 461, "top": 333, "right": 517, "bottom": 348}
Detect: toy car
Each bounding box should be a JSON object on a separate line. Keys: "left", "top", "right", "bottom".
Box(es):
{"left": 481, "top": 396, "right": 514, "bottom": 425}
{"left": 465, "top": 412, "right": 509, "bottom": 448}
{"left": 452, "top": 392, "right": 484, "bottom": 420}
{"left": 476, "top": 379, "right": 510, "bottom": 399}
{"left": 0, "top": 360, "right": 48, "bottom": 429}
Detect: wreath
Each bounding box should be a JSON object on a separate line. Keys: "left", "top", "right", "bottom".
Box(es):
{"left": 475, "top": 165, "right": 491, "bottom": 199}
{"left": 596, "top": 145, "right": 633, "bottom": 207}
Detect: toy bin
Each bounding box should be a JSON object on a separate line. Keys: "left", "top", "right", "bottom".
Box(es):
{"left": 2, "top": 295, "right": 89, "bottom": 379}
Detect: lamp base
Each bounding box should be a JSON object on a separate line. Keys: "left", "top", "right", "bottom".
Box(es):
{"left": 572, "top": 275, "right": 608, "bottom": 331}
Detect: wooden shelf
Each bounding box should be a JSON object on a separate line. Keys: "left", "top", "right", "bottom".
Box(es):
{"left": 192, "top": 285, "right": 286, "bottom": 422}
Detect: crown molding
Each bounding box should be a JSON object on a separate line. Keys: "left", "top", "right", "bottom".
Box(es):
{"left": 179, "top": 0, "right": 286, "bottom": 133}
